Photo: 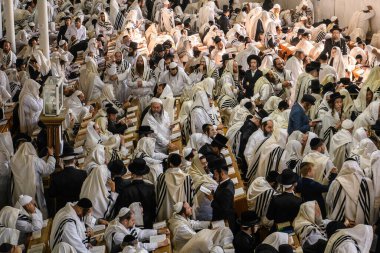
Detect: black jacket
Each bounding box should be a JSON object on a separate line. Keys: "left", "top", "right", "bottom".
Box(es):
{"left": 242, "top": 69, "right": 263, "bottom": 98}
{"left": 219, "top": 14, "right": 231, "bottom": 35}
{"left": 320, "top": 38, "right": 347, "bottom": 57}
{"left": 212, "top": 179, "right": 236, "bottom": 232}
{"left": 108, "top": 120, "right": 128, "bottom": 135}
{"left": 57, "top": 25, "right": 68, "bottom": 44}
{"left": 49, "top": 166, "right": 87, "bottom": 213}
{"left": 114, "top": 179, "right": 156, "bottom": 228}
{"left": 266, "top": 192, "right": 302, "bottom": 225}
{"left": 198, "top": 144, "right": 224, "bottom": 172}
{"left": 233, "top": 231, "right": 257, "bottom": 253}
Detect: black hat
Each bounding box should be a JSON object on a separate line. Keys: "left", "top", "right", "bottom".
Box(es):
{"left": 122, "top": 234, "right": 137, "bottom": 245}
{"left": 154, "top": 44, "right": 164, "bottom": 52}
{"left": 310, "top": 137, "right": 324, "bottom": 149}
{"left": 128, "top": 158, "right": 150, "bottom": 175}
{"left": 329, "top": 92, "right": 345, "bottom": 102}
{"left": 326, "top": 221, "right": 345, "bottom": 239}
{"left": 212, "top": 157, "right": 228, "bottom": 171}
{"left": 301, "top": 94, "right": 316, "bottom": 105}
{"left": 223, "top": 5, "right": 229, "bottom": 12}
{"left": 303, "top": 239, "right": 328, "bottom": 253}
{"left": 108, "top": 159, "right": 127, "bottom": 176}
{"left": 266, "top": 171, "right": 279, "bottom": 183}
{"left": 60, "top": 142, "right": 78, "bottom": 160}
{"left": 244, "top": 101, "right": 253, "bottom": 109}
{"left": 346, "top": 84, "right": 360, "bottom": 94}
{"left": 277, "top": 169, "right": 298, "bottom": 185}
{"left": 297, "top": 28, "right": 305, "bottom": 34}
{"left": 168, "top": 153, "right": 182, "bottom": 167}
{"left": 322, "top": 82, "right": 336, "bottom": 94}
{"left": 137, "top": 125, "right": 154, "bottom": 135}
{"left": 237, "top": 211, "right": 260, "bottom": 227}
{"left": 0, "top": 243, "right": 13, "bottom": 253}
{"left": 255, "top": 109, "right": 269, "bottom": 120}
{"left": 247, "top": 54, "right": 262, "bottom": 66}
{"left": 305, "top": 61, "right": 321, "bottom": 72}
{"left": 13, "top": 133, "right": 32, "bottom": 148}
{"left": 255, "top": 244, "right": 279, "bottom": 253}
{"left": 281, "top": 27, "right": 289, "bottom": 33}
{"left": 310, "top": 79, "right": 320, "bottom": 91}
{"left": 279, "top": 245, "right": 293, "bottom": 253}
{"left": 371, "top": 120, "right": 380, "bottom": 136}
{"left": 106, "top": 106, "right": 119, "bottom": 114}
{"left": 339, "top": 77, "right": 351, "bottom": 85}
{"left": 211, "top": 133, "right": 228, "bottom": 148}
{"left": 77, "top": 198, "right": 93, "bottom": 209}
{"left": 331, "top": 25, "right": 342, "bottom": 32}
{"left": 222, "top": 53, "right": 235, "bottom": 62}
{"left": 213, "top": 36, "right": 222, "bottom": 44}
{"left": 129, "top": 41, "right": 138, "bottom": 50}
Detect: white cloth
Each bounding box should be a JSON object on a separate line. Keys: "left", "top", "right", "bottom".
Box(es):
{"left": 190, "top": 91, "right": 213, "bottom": 134}
{"left": 0, "top": 206, "right": 20, "bottom": 245}
{"left": 159, "top": 68, "right": 192, "bottom": 97}
{"left": 262, "top": 232, "right": 289, "bottom": 251}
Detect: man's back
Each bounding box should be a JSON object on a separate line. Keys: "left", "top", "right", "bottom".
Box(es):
{"left": 50, "top": 166, "right": 87, "bottom": 212}
{"left": 288, "top": 102, "right": 309, "bottom": 135}
{"left": 266, "top": 192, "right": 302, "bottom": 224}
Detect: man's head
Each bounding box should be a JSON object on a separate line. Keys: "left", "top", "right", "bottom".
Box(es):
{"left": 174, "top": 201, "right": 192, "bottom": 217}
{"left": 310, "top": 137, "right": 325, "bottom": 153}
{"left": 2, "top": 41, "right": 11, "bottom": 53}
{"left": 261, "top": 118, "right": 273, "bottom": 137}
{"left": 75, "top": 198, "right": 93, "bottom": 219}
{"left": 18, "top": 194, "right": 34, "bottom": 209}
{"left": 119, "top": 208, "right": 135, "bottom": 229}
{"left": 247, "top": 54, "right": 261, "bottom": 71}
{"left": 114, "top": 51, "right": 123, "bottom": 64}
{"left": 128, "top": 42, "right": 138, "bottom": 56}
{"left": 331, "top": 26, "right": 342, "bottom": 41}
{"left": 64, "top": 16, "right": 72, "bottom": 26}
{"left": 295, "top": 49, "right": 305, "bottom": 61}
{"left": 213, "top": 158, "right": 229, "bottom": 183}
{"left": 266, "top": 171, "right": 279, "bottom": 190}
{"left": 168, "top": 153, "right": 182, "bottom": 168}
{"left": 202, "top": 124, "right": 217, "bottom": 138}
{"left": 305, "top": 61, "right": 320, "bottom": 77}
{"left": 273, "top": 58, "right": 284, "bottom": 72}
{"left": 300, "top": 162, "right": 314, "bottom": 178}
{"left": 199, "top": 155, "right": 209, "bottom": 173}
{"left": 75, "top": 17, "right": 81, "bottom": 28}
{"left": 366, "top": 88, "right": 373, "bottom": 105}
{"left": 210, "top": 134, "right": 228, "bottom": 153}
{"left": 100, "top": 12, "right": 106, "bottom": 22}
{"left": 169, "top": 62, "right": 178, "bottom": 76}
{"left": 300, "top": 94, "right": 316, "bottom": 112}
{"left": 150, "top": 98, "right": 163, "bottom": 118}
{"left": 106, "top": 106, "right": 119, "bottom": 121}
{"left": 265, "top": 70, "right": 277, "bottom": 83}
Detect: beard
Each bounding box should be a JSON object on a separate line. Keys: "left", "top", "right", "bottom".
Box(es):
{"left": 263, "top": 130, "right": 272, "bottom": 137}
{"left": 136, "top": 63, "right": 144, "bottom": 75}
{"left": 115, "top": 59, "right": 122, "bottom": 65}
{"left": 152, "top": 111, "right": 162, "bottom": 121}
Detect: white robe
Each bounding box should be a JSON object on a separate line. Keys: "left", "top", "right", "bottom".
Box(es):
{"left": 159, "top": 68, "right": 193, "bottom": 97}
{"left": 0, "top": 206, "right": 20, "bottom": 245}
{"left": 244, "top": 128, "right": 265, "bottom": 166}
{"left": 330, "top": 129, "right": 353, "bottom": 170}
{"left": 302, "top": 151, "right": 332, "bottom": 184}
{"left": 142, "top": 110, "right": 172, "bottom": 153}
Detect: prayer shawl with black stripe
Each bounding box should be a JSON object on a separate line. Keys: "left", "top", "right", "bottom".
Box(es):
{"left": 326, "top": 161, "right": 374, "bottom": 225}
{"left": 302, "top": 151, "right": 330, "bottom": 184}
{"left": 255, "top": 143, "right": 286, "bottom": 179}
{"left": 110, "top": 0, "right": 125, "bottom": 30}
{"left": 294, "top": 72, "right": 315, "bottom": 103}
{"left": 156, "top": 167, "right": 193, "bottom": 221}
{"left": 247, "top": 177, "right": 277, "bottom": 219}
{"left": 246, "top": 137, "right": 270, "bottom": 185}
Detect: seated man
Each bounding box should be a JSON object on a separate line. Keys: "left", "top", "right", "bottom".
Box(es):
{"left": 198, "top": 133, "right": 228, "bottom": 170}
{"left": 168, "top": 201, "right": 234, "bottom": 253}
{"left": 187, "top": 123, "right": 216, "bottom": 151}
{"left": 104, "top": 208, "right": 169, "bottom": 253}
{"left": 106, "top": 106, "right": 131, "bottom": 135}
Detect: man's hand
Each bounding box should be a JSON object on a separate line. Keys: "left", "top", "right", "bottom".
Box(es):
{"left": 205, "top": 193, "right": 214, "bottom": 201}
{"left": 107, "top": 179, "right": 116, "bottom": 193}
{"left": 137, "top": 80, "right": 143, "bottom": 88}
{"left": 309, "top": 121, "right": 317, "bottom": 127}
{"left": 123, "top": 101, "right": 131, "bottom": 108}
{"left": 47, "top": 147, "right": 54, "bottom": 157}
{"left": 216, "top": 124, "right": 224, "bottom": 130}
{"left": 330, "top": 167, "right": 338, "bottom": 174}
{"left": 282, "top": 80, "right": 291, "bottom": 88}
{"left": 158, "top": 228, "right": 170, "bottom": 235}
{"left": 24, "top": 202, "right": 36, "bottom": 214}
{"left": 98, "top": 219, "right": 109, "bottom": 226}
{"left": 158, "top": 238, "right": 169, "bottom": 248}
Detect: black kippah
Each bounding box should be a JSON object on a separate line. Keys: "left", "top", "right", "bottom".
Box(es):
{"left": 77, "top": 198, "right": 93, "bottom": 209}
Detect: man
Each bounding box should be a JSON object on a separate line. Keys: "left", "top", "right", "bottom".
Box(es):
{"left": 288, "top": 94, "right": 317, "bottom": 135}
{"left": 233, "top": 211, "right": 261, "bottom": 252}
{"left": 318, "top": 54, "right": 337, "bottom": 83}
{"left": 0, "top": 41, "right": 17, "bottom": 70}
{"left": 302, "top": 138, "right": 336, "bottom": 184}
{"left": 346, "top": 6, "right": 375, "bottom": 40}
{"left": 108, "top": 159, "right": 128, "bottom": 194}
{"left": 125, "top": 42, "right": 139, "bottom": 66}
{"left": 326, "top": 159, "right": 374, "bottom": 225}
{"left": 187, "top": 123, "right": 216, "bottom": 151}
{"left": 114, "top": 158, "right": 156, "bottom": 228}
{"left": 320, "top": 26, "right": 347, "bottom": 57}
{"left": 329, "top": 119, "right": 354, "bottom": 170}
{"left": 50, "top": 144, "right": 87, "bottom": 213}
{"left": 252, "top": 69, "right": 280, "bottom": 105}
{"left": 219, "top": 5, "right": 231, "bottom": 35}
{"left": 141, "top": 98, "right": 174, "bottom": 153}
{"left": 266, "top": 169, "right": 302, "bottom": 228}
{"left": 246, "top": 171, "right": 278, "bottom": 227}
{"left": 49, "top": 198, "right": 93, "bottom": 253}
{"left": 272, "top": 57, "right": 293, "bottom": 100}
{"left": 57, "top": 16, "right": 71, "bottom": 45}
{"left": 296, "top": 162, "right": 337, "bottom": 218}
{"left": 65, "top": 17, "right": 87, "bottom": 44}
{"left": 106, "top": 106, "right": 130, "bottom": 135}
{"left": 159, "top": 62, "right": 192, "bottom": 97}
{"left": 0, "top": 206, "right": 22, "bottom": 245}
{"left": 206, "top": 158, "right": 236, "bottom": 233}
{"left": 156, "top": 154, "right": 193, "bottom": 221}
{"left": 168, "top": 201, "right": 233, "bottom": 252}
{"left": 198, "top": 133, "right": 228, "bottom": 169}
{"left": 96, "top": 12, "right": 114, "bottom": 37}
{"left": 242, "top": 54, "right": 263, "bottom": 98}
{"left": 15, "top": 195, "right": 43, "bottom": 244}
{"left": 105, "top": 208, "right": 169, "bottom": 253}
{"left": 284, "top": 49, "right": 305, "bottom": 86}
{"left": 159, "top": 0, "right": 175, "bottom": 33}
{"left": 294, "top": 61, "right": 320, "bottom": 103}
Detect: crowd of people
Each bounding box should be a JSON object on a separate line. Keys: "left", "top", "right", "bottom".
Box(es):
{"left": 1, "top": 0, "right": 380, "bottom": 252}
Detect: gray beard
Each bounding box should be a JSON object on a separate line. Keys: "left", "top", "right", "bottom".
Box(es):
{"left": 153, "top": 112, "right": 162, "bottom": 121}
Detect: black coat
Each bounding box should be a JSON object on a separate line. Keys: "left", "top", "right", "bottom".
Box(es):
{"left": 320, "top": 38, "right": 347, "bottom": 57}
{"left": 219, "top": 14, "right": 231, "bottom": 35}
{"left": 108, "top": 120, "right": 128, "bottom": 135}
{"left": 49, "top": 166, "right": 87, "bottom": 213}
{"left": 242, "top": 69, "right": 263, "bottom": 98}
{"left": 198, "top": 144, "right": 224, "bottom": 172}
{"left": 266, "top": 192, "right": 302, "bottom": 225}
{"left": 233, "top": 231, "right": 257, "bottom": 253}
{"left": 212, "top": 179, "right": 236, "bottom": 232}
{"left": 114, "top": 179, "right": 156, "bottom": 228}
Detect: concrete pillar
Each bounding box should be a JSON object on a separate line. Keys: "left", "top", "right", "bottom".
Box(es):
{"left": 4, "top": 0, "right": 15, "bottom": 52}
{"left": 37, "top": 0, "right": 50, "bottom": 58}
{"left": 0, "top": 2, "right": 3, "bottom": 39}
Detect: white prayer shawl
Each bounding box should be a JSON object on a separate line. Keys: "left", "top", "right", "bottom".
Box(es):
{"left": 80, "top": 165, "right": 117, "bottom": 220}
{"left": 284, "top": 140, "right": 303, "bottom": 174}
{"left": 235, "top": 43, "right": 260, "bottom": 71}
{"left": 302, "top": 151, "right": 331, "bottom": 184}
{"left": 52, "top": 242, "right": 77, "bottom": 253}
{"left": 330, "top": 129, "right": 352, "bottom": 170}
{"left": 160, "top": 68, "right": 193, "bottom": 97}
{"left": 369, "top": 151, "right": 380, "bottom": 219}
{"left": 18, "top": 79, "right": 43, "bottom": 136}
{"left": 293, "top": 201, "right": 327, "bottom": 247}
{"left": 142, "top": 110, "right": 172, "bottom": 153}
{"left": 354, "top": 66, "right": 380, "bottom": 112}
{"left": 198, "top": 3, "right": 215, "bottom": 29}
{"left": 351, "top": 138, "right": 378, "bottom": 171}
{"left": 244, "top": 129, "right": 265, "bottom": 167}
{"left": 353, "top": 100, "right": 380, "bottom": 131}
{"left": 324, "top": 224, "right": 373, "bottom": 253}
{"left": 326, "top": 160, "right": 374, "bottom": 225}
{"left": 79, "top": 58, "right": 104, "bottom": 102}
{"left": 339, "top": 88, "right": 354, "bottom": 119}
{"left": 245, "top": 7, "right": 262, "bottom": 38}
{"left": 159, "top": 7, "right": 175, "bottom": 33}
{"left": 309, "top": 42, "right": 325, "bottom": 61}
{"left": 262, "top": 232, "right": 289, "bottom": 251}
{"left": 284, "top": 56, "right": 304, "bottom": 104}
{"left": 50, "top": 203, "right": 88, "bottom": 253}
{"left": 190, "top": 91, "right": 213, "bottom": 134}
{"left": 32, "top": 50, "right": 51, "bottom": 76}
{"left": 247, "top": 177, "right": 276, "bottom": 226}
{"left": 294, "top": 72, "right": 315, "bottom": 103}
{"left": 352, "top": 127, "right": 367, "bottom": 149}
{"left": 295, "top": 39, "right": 314, "bottom": 56}
{"left": 320, "top": 110, "right": 340, "bottom": 150}
{"left": 64, "top": 91, "right": 90, "bottom": 124}
{"left": 187, "top": 133, "right": 212, "bottom": 152}
{"left": 210, "top": 44, "right": 226, "bottom": 67}
{"left": 156, "top": 167, "right": 193, "bottom": 222}
{"left": 159, "top": 85, "right": 175, "bottom": 122}
{"left": 228, "top": 102, "right": 252, "bottom": 127}
{"left": 328, "top": 47, "right": 346, "bottom": 79}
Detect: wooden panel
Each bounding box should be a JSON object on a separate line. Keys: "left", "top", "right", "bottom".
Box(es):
{"left": 28, "top": 219, "right": 53, "bottom": 253}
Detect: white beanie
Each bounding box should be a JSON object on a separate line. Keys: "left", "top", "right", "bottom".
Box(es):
{"left": 342, "top": 119, "right": 354, "bottom": 130}
{"left": 169, "top": 62, "right": 178, "bottom": 69}
{"left": 262, "top": 117, "right": 271, "bottom": 123}
{"left": 183, "top": 147, "right": 193, "bottom": 158}
{"left": 59, "top": 40, "right": 67, "bottom": 47}
{"left": 173, "top": 202, "right": 184, "bottom": 213}
{"left": 117, "top": 207, "right": 131, "bottom": 217}
{"left": 151, "top": 97, "right": 163, "bottom": 105}
{"left": 19, "top": 195, "right": 32, "bottom": 206}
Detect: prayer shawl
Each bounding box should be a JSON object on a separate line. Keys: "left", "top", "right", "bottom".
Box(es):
{"left": 369, "top": 151, "right": 380, "bottom": 220}
{"left": 0, "top": 206, "right": 20, "bottom": 245}
{"left": 0, "top": 132, "right": 13, "bottom": 208}
{"left": 217, "top": 69, "right": 238, "bottom": 109}
{"left": 339, "top": 89, "right": 354, "bottom": 120}
{"left": 293, "top": 201, "right": 327, "bottom": 247}
{"left": 52, "top": 242, "right": 77, "bottom": 253}
{"left": 80, "top": 164, "right": 116, "bottom": 220}
{"left": 351, "top": 138, "right": 377, "bottom": 171}
{"left": 18, "top": 79, "right": 43, "bottom": 136}
{"left": 32, "top": 50, "right": 51, "bottom": 76}
{"left": 168, "top": 214, "right": 233, "bottom": 253}
{"left": 244, "top": 129, "right": 266, "bottom": 167}
{"left": 198, "top": 3, "right": 215, "bottom": 29}
{"left": 294, "top": 72, "right": 315, "bottom": 103}
{"left": 187, "top": 133, "right": 212, "bottom": 152}
{"left": 210, "top": 44, "right": 226, "bottom": 67}
{"left": 245, "top": 7, "right": 263, "bottom": 38}
{"left": 229, "top": 99, "right": 252, "bottom": 127}
{"left": 159, "top": 85, "right": 175, "bottom": 122}
{"left": 302, "top": 151, "right": 331, "bottom": 184}
{"left": 285, "top": 140, "right": 303, "bottom": 175}
{"left": 284, "top": 56, "right": 304, "bottom": 104}
{"left": 160, "top": 7, "right": 175, "bottom": 33}
{"left": 235, "top": 43, "right": 260, "bottom": 71}
{"left": 110, "top": 0, "right": 125, "bottom": 30}
{"left": 156, "top": 167, "right": 193, "bottom": 221}
{"left": 353, "top": 101, "right": 380, "bottom": 131}
{"left": 190, "top": 91, "right": 213, "bottom": 134}
{"left": 354, "top": 66, "right": 380, "bottom": 112}
{"left": 295, "top": 39, "right": 314, "bottom": 56}
{"left": 262, "top": 232, "right": 289, "bottom": 251}
{"left": 330, "top": 129, "right": 353, "bottom": 170}
{"left": 247, "top": 177, "right": 276, "bottom": 225}
{"left": 226, "top": 121, "right": 244, "bottom": 156}
{"left": 320, "top": 110, "right": 340, "bottom": 150}
{"left": 64, "top": 91, "right": 90, "bottom": 124}
{"left": 324, "top": 224, "right": 373, "bottom": 253}
{"left": 326, "top": 160, "right": 374, "bottom": 225}
{"left": 353, "top": 127, "right": 367, "bottom": 149}
{"left": 328, "top": 47, "right": 346, "bottom": 79}
{"left": 246, "top": 137, "right": 270, "bottom": 184}
{"left": 98, "top": 84, "right": 124, "bottom": 116}
{"left": 50, "top": 203, "right": 88, "bottom": 252}
{"left": 79, "top": 57, "right": 104, "bottom": 102}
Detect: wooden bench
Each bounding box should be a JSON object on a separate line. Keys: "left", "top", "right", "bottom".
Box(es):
{"left": 27, "top": 219, "right": 53, "bottom": 253}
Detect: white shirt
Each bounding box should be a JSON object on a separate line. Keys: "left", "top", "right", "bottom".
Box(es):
{"left": 65, "top": 25, "right": 87, "bottom": 42}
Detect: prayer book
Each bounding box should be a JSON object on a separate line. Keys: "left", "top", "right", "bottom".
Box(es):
{"left": 31, "top": 230, "right": 41, "bottom": 240}
{"left": 234, "top": 188, "right": 245, "bottom": 197}
{"left": 153, "top": 221, "right": 167, "bottom": 230}
{"left": 127, "top": 106, "right": 138, "bottom": 112}
{"left": 225, "top": 156, "right": 232, "bottom": 166}
{"left": 200, "top": 185, "right": 212, "bottom": 195}
{"left": 74, "top": 146, "right": 84, "bottom": 154}
{"left": 228, "top": 167, "right": 235, "bottom": 175}
{"left": 89, "top": 245, "right": 106, "bottom": 253}
{"left": 126, "top": 125, "right": 137, "bottom": 133}
{"left": 28, "top": 243, "right": 44, "bottom": 253}
{"left": 170, "top": 131, "right": 181, "bottom": 140}
{"left": 43, "top": 219, "right": 49, "bottom": 228}
{"left": 231, "top": 177, "right": 238, "bottom": 185}
{"left": 126, "top": 112, "right": 136, "bottom": 118}
{"left": 150, "top": 234, "right": 167, "bottom": 244}
{"left": 221, "top": 149, "right": 229, "bottom": 156}
{"left": 130, "top": 117, "right": 138, "bottom": 123}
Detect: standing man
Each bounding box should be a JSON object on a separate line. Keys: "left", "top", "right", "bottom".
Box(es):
{"left": 320, "top": 26, "right": 347, "bottom": 57}
{"left": 219, "top": 5, "right": 231, "bottom": 35}
{"left": 159, "top": 62, "right": 193, "bottom": 97}
{"left": 242, "top": 55, "right": 262, "bottom": 98}
{"left": 159, "top": 0, "right": 175, "bottom": 33}
{"left": 288, "top": 94, "right": 316, "bottom": 135}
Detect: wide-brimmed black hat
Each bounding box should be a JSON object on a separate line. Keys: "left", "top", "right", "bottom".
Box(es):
{"left": 301, "top": 94, "right": 316, "bottom": 105}
{"left": 331, "top": 25, "right": 342, "bottom": 32}
{"left": 211, "top": 157, "right": 228, "bottom": 171}
{"left": 237, "top": 211, "right": 260, "bottom": 227}
{"left": 255, "top": 244, "right": 278, "bottom": 253}
{"left": 129, "top": 41, "right": 138, "bottom": 50}
{"left": 322, "top": 82, "right": 336, "bottom": 94}
{"left": 329, "top": 92, "right": 345, "bottom": 102}
{"left": 60, "top": 143, "right": 78, "bottom": 160}
{"left": 211, "top": 133, "right": 228, "bottom": 148}
{"left": 213, "top": 36, "right": 222, "bottom": 43}
{"left": 222, "top": 53, "right": 235, "bottom": 62}
{"left": 128, "top": 158, "right": 150, "bottom": 175}
{"left": 137, "top": 125, "right": 154, "bottom": 135}
{"left": 306, "top": 61, "right": 321, "bottom": 72}
{"left": 247, "top": 54, "right": 262, "bottom": 66}
{"left": 277, "top": 169, "right": 298, "bottom": 185}
{"left": 108, "top": 159, "right": 127, "bottom": 176}
{"left": 13, "top": 133, "right": 32, "bottom": 148}
{"left": 339, "top": 77, "right": 351, "bottom": 85}
{"left": 106, "top": 106, "right": 119, "bottom": 114}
